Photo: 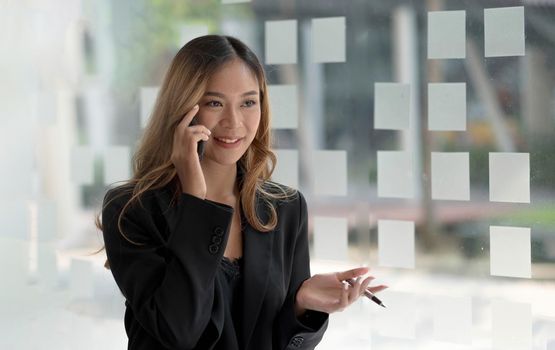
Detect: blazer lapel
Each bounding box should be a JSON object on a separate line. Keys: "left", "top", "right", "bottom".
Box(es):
{"left": 240, "top": 191, "right": 274, "bottom": 349}
{"left": 153, "top": 167, "right": 275, "bottom": 348}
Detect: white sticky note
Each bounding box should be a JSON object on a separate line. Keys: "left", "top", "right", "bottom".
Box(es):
{"left": 490, "top": 226, "right": 531, "bottom": 278}
{"left": 269, "top": 85, "right": 298, "bottom": 129}
{"left": 37, "top": 199, "right": 57, "bottom": 242}
{"left": 428, "top": 83, "right": 466, "bottom": 131}
{"left": 311, "top": 17, "right": 346, "bottom": 63}
{"left": 489, "top": 153, "right": 530, "bottom": 203}
{"left": 272, "top": 149, "right": 298, "bottom": 189}
{"left": 374, "top": 83, "right": 410, "bottom": 130}
{"left": 431, "top": 152, "right": 470, "bottom": 200}
{"left": 492, "top": 300, "right": 532, "bottom": 350}
{"left": 103, "top": 146, "right": 131, "bottom": 185}
{"left": 484, "top": 7, "right": 525, "bottom": 57}
{"left": 377, "top": 151, "right": 414, "bottom": 198}
{"left": 179, "top": 24, "right": 209, "bottom": 46}
{"left": 378, "top": 220, "right": 415, "bottom": 269}
{"left": 70, "top": 258, "right": 94, "bottom": 299}
{"left": 427, "top": 10, "right": 466, "bottom": 59}
{"left": 374, "top": 291, "right": 417, "bottom": 339}
{"left": 313, "top": 150, "right": 347, "bottom": 196}
{"left": 432, "top": 295, "right": 472, "bottom": 344}
{"left": 70, "top": 146, "right": 94, "bottom": 185}
{"left": 313, "top": 216, "right": 348, "bottom": 261}
{"left": 0, "top": 200, "right": 29, "bottom": 240}
{"left": 140, "top": 87, "right": 159, "bottom": 128}
{"left": 265, "top": 20, "right": 297, "bottom": 64}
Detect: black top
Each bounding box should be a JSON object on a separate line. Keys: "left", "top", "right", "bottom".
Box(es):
{"left": 102, "top": 172, "right": 329, "bottom": 350}
{"left": 214, "top": 256, "right": 243, "bottom": 349}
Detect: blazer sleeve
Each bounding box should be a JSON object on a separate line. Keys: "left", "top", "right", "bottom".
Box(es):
{"left": 273, "top": 190, "right": 329, "bottom": 350}
{"left": 102, "top": 188, "right": 234, "bottom": 349}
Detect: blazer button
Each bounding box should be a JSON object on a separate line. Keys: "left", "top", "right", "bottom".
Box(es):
{"left": 290, "top": 336, "right": 304, "bottom": 348}
{"left": 211, "top": 235, "right": 222, "bottom": 244}
{"left": 214, "top": 226, "right": 224, "bottom": 236}
{"left": 208, "top": 244, "right": 219, "bottom": 254}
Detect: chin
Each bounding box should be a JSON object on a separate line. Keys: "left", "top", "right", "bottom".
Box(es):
{"left": 204, "top": 153, "right": 244, "bottom": 166}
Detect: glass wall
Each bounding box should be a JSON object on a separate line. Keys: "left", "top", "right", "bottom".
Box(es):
{"left": 1, "top": 0, "right": 554, "bottom": 348}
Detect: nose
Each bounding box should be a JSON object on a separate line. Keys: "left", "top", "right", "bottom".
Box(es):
{"left": 221, "top": 105, "right": 242, "bottom": 128}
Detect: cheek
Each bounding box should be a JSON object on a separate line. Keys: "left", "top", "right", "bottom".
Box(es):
{"left": 196, "top": 110, "right": 218, "bottom": 128}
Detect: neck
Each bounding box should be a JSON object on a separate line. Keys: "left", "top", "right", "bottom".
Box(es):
{"left": 201, "top": 159, "right": 238, "bottom": 204}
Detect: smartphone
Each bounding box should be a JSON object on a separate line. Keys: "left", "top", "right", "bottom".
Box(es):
{"left": 190, "top": 116, "right": 205, "bottom": 161}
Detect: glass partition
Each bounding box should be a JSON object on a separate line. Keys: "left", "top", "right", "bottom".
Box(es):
{"left": 1, "top": 0, "right": 554, "bottom": 348}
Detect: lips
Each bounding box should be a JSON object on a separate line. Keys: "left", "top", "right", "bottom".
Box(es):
{"left": 214, "top": 136, "right": 243, "bottom": 144}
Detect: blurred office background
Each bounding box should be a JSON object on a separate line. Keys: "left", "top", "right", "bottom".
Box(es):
{"left": 1, "top": 0, "right": 554, "bottom": 349}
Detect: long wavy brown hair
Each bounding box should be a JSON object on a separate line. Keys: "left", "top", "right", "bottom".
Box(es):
{"left": 95, "top": 35, "right": 295, "bottom": 268}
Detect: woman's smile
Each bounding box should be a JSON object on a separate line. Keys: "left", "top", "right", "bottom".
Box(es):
{"left": 213, "top": 136, "right": 244, "bottom": 148}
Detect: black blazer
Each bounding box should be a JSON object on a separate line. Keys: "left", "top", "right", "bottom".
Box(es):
{"left": 101, "top": 178, "right": 329, "bottom": 349}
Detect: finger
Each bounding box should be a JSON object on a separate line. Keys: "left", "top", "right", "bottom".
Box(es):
{"left": 193, "top": 133, "right": 210, "bottom": 142}
{"left": 368, "top": 285, "right": 388, "bottom": 294}
{"left": 178, "top": 105, "right": 200, "bottom": 128}
{"left": 187, "top": 124, "right": 212, "bottom": 136}
{"left": 336, "top": 267, "right": 369, "bottom": 281}
{"left": 348, "top": 276, "right": 363, "bottom": 302}
{"left": 359, "top": 275, "right": 375, "bottom": 286}
{"left": 339, "top": 282, "right": 349, "bottom": 311}
{"left": 174, "top": 106, "right": 200, "bottom": 139}
{"left": 359, "top": 276, "right": 373, "bottom": 295}
{"left": 173, "top": 125, "right": 210, "bottom": 149}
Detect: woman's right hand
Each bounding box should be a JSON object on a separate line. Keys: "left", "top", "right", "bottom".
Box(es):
{"left": 170, "top": 104, "right": 212, "bottom": 199}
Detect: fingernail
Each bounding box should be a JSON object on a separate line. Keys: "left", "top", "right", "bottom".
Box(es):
{"left": 207, "top": 129, "right": 211, "bottom": 135}
{"left": 194, "top": 105, "right": 199, "bottom": 109}
{"left": 344, "top": 283, "right": 349, "bottom": 291}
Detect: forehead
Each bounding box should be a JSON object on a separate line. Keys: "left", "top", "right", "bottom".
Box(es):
{"left": 205, "top": 59, "right": 259, "bottom": 93}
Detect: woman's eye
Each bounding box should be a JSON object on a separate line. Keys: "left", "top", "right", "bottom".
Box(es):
{"left": 244, "top": 100, "right": 257, "bottom": 107}
{"left": 206, "top": 100, "right": 222, "bottom": 107}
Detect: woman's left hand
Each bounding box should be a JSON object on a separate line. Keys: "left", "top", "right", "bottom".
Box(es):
{"left": 294, "top": 267, "right": 388, "bottom": 315}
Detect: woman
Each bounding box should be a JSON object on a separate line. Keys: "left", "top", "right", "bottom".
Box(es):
{"left": 97, "top": 35, "right": 386, "bottom": 349}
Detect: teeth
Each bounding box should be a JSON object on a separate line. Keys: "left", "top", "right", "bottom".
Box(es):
{"left": 216, "top": 137, "right": 239, "bottom": 144}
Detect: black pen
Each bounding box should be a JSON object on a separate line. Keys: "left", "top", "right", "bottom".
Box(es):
{"left": 345, "top": 278, "right": 387, "bottom": 308}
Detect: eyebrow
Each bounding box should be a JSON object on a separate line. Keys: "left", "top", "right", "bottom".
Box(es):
{"left": 204, "top": 90, "right": 259, "bottom": 98}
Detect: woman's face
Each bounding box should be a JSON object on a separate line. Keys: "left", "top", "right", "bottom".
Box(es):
{"left": 196, "top": 58, "right": 262, "bottom": 166}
